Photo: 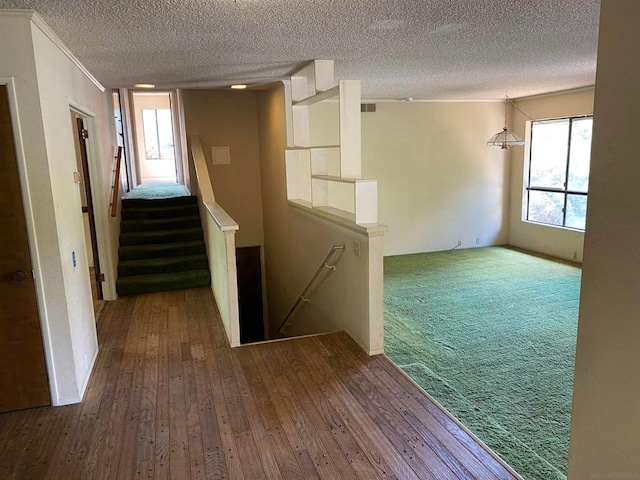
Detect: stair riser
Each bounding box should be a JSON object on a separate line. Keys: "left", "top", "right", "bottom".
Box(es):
{"left": 119, "top": 243, "right": 206, "bottom": 261}
{"left": 118, "top": 257, "right": 209, "bottom": 277}
{"left": 119, "top": 230, "right": 203, "bottom": 246}
{"left": 120, "top": 217, "right": 202, "bottom": 233}
{"left": 117, "top": 273, "right": 211, "bottom": 296}
{"left": 122, "top": 196, "right": 197, "bottom": 209}
{"left": 121, "top": 205, "right": 199, "bottom": 220}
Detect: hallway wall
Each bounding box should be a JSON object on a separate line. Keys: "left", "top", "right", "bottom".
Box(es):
{"left": 568, "top": 2, "right": 640, "bottom": 476}
{"left": 361, "top": 101, "right": 510, "bottom": 256}
{"left": 182, "top": 90, "right": 264, "bottom": 248}
{"left": 0, "top": 12, "right": 118, "bottom": 405}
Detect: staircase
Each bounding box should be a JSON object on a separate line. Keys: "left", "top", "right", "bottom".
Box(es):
{"left": 116, "top": 195, "right": 211, "bottom": 295}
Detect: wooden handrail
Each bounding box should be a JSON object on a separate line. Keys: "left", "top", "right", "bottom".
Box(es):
{"left": 110, "top": 146, "right": 123, "bottom": 217}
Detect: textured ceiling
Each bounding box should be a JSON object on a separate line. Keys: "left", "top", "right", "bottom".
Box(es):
{"left": 0, "top": 0, "right": 600, "bottom": 100}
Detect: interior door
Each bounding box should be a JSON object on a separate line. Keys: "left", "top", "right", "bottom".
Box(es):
{"left": 0, "top": 84, "right": 50, "bottom": 412}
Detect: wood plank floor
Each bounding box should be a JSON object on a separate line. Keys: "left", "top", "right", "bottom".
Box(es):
{"left": 0, "top": 287, "right": 519, "bottom": 479}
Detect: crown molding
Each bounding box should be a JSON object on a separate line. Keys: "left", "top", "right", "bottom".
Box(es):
{"left": 0, "top": 9, "right": 105, "bottom": 92}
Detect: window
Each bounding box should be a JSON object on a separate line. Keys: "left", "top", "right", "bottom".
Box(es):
{"left": 525, "top": 115, "right": 592, "bottom": 230}
{"left": 141, "top": 108, "right": 175, "bottom": 160}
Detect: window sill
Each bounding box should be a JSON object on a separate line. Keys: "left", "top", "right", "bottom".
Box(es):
{"left": 521, "top": 219, "right": 585, "bottom": 233}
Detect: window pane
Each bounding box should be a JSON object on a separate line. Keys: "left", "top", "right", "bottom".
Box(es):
{"left": 567, "top": 117, "right": 592, "bottom": 192}
{"left": 529, "top": 119, "right": 569, "bottom": 189}
{"left": 527, "top": 190, "right": 564, "bottom": 226}
{"left": 156, "top": 109, "right": 175, "bottom": 160}
{"left": 565, "top": 194, "right": 587, "bottom": 230}
{"left": 142, "top": 109, "right": 159, "bottom": 159}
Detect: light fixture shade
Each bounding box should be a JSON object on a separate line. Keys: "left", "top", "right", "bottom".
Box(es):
{"left": 486, "top": 127, "right": 525, "bottom": 149}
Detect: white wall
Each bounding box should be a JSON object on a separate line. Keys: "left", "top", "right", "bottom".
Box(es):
{"left": 361, "top": 102, "right": 510, "bottom": 256}
{"left": 0, "top": 12, "right": 119, "bottom": 405}
{"left": 258, "top": 84, "right": 384, "bottom": 355}
{"left": 509, "top": 89, "right": 594, "bottom": 262}
{"left": 568, "top": 2, "right": 640, "bottom": 477}
{"left": 183, "top": 90, "right": 264, "bottom": 248}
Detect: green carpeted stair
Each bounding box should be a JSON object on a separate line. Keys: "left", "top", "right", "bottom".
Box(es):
{"left": 116, "top": 195, "right": 211, "bottom": 295}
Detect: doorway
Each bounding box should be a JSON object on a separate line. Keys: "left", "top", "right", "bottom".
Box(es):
{"left": 0, "top": 84, "right": 50, "bottom": 412}
{"left": 130, "top": 91, "right": 182, "bottom": 186}
{"left": 236, "top": 246, "right": 266, "bottom": 344}
{"left": 70, "top": 111, "right": 105, "bottom": 316}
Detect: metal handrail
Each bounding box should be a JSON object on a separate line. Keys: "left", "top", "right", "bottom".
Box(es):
{"left": 110, "top": 146, "right": 123, "bottom": 217}
{"left": 277, "top": 244, "right": 345, "bottom": 334}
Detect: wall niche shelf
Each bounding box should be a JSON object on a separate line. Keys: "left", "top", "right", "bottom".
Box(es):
{"left": 284, "top": 60, "right": 378, "bottom": 225}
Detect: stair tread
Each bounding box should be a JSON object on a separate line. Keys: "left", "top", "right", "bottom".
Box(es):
{"left": 119, "top": 240, "right": 206, "bottom": 261}
{"left": 121, "top": 227, "right": 202, "bottom": 237}
{"left": 119, "top": 239, "right": 204, "bottom": 251}
{"left": 121, "top": 214, "right": 201, "bottom": 225}
{"left": 116, "top": 269, "right": 211, "bottom": 295}
{"left": 122, "top": 196, "right": 196, "bottom": 208}
{"left": 117, "top": 268, "right": 211, "bottom": 284}
{"left": 118, "top": 254, "right": 207, "bottom": 267}
{"left": 123, "top": 204, "right": 198, "bottom": 214}
{"left": 118, "top": 254, "right": 209, "bottom": 277}
{"left": 121, "top": 203, "right": 199, "bottom": 220}
{"left": 119, "top": 228, "right": 204, "bottom": 246}
{"left": 120, "top": 215, "right": 201, "bottom": 233}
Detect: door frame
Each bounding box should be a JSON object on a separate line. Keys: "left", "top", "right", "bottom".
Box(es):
{"left": 72, "top": 112, "right": 104, "bottom": 300}
{"left": 0, "top": 77, "right": 56, "bottom": 401}
{"left": 127, "top": 89, "right": 186, "bottom": 186}
{"left": 69, "top": 101, "right": 117, "bottom": 302}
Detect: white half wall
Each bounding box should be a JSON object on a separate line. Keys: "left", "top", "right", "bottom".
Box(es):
{"left": 509, "top": 89, "right": 594, "bottom": 263}
{"left": 361, "top": 102, "right": 510, "bottom": 256}
{"left": 567, "top": 2, "right": 640, "bottom": 477}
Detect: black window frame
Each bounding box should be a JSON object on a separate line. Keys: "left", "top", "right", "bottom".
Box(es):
{"left": 525, "top": 114, "right": 593, "bottom": 231}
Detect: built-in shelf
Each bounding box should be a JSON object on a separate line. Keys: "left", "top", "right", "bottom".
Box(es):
{"left": 287, "top": 145, "right": 340, "bottom": 151}
{"left": 292, "top": 85, "right": 340, "bottom": 106}
{"left": 285, "top": 60, "right": 378, "bottom": 226}
{"left": 312, "top": 175, "right": 357, "bottom": 183}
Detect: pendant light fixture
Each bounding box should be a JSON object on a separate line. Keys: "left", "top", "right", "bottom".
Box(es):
{"left": 487, "top": 94, "right": 525, "bottom": 149}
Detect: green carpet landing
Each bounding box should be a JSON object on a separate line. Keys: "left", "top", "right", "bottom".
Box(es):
{"left": 384, "top": 246, "right": 581, "bottom": 480}
{"left": 116, "top": 194, "right": 211, "bottom": 295}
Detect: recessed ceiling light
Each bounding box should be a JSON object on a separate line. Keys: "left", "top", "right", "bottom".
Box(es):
{"left": 231, "top": 84, "right": 247, "bottom": 90}
{"left": 134, "top": 83, "right": 155, "bottom": 89}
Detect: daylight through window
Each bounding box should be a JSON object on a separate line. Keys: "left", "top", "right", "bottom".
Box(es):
{"left": 525, "top": 115, "right": 592, "bottom": 230}
{"left": 142, "top": 108, "right": 175, "bottom": 160}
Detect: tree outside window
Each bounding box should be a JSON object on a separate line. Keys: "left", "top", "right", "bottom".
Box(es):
{"left": 526, "top": 116, "right": 592, "bottom": 230}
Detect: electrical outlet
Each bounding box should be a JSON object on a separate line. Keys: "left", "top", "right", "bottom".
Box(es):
{"left": 353, "top": 241, "right": 360, "bottom": 257}
{"left": 476, "top": 238, "right": 480, "bottom": 245}
{"left": 457, "top": 239, "right": 462, "bottom": 247}
{"left": 573, "top": 251, "right": 578, "bottom": 261}
{"left": 72, "top": 251, "right": 76, "bottom": 268}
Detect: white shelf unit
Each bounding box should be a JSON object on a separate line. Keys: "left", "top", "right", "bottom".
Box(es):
{"left": 285, "top": 61, "right": 378, "bottom": 225}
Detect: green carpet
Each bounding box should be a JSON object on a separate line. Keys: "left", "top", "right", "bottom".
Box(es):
{"left": 123, "top": 182, "right": 189, "bottom": 200}
{"left": 384, "top": 246, "right": 580, "bottom": 480}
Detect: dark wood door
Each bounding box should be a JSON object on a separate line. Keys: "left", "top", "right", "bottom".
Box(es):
{"left": 236, "top": 246, "right": 265, "bottom": 344}
{"left": 0, "top": 85, "right": 50, "bottom": 412}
